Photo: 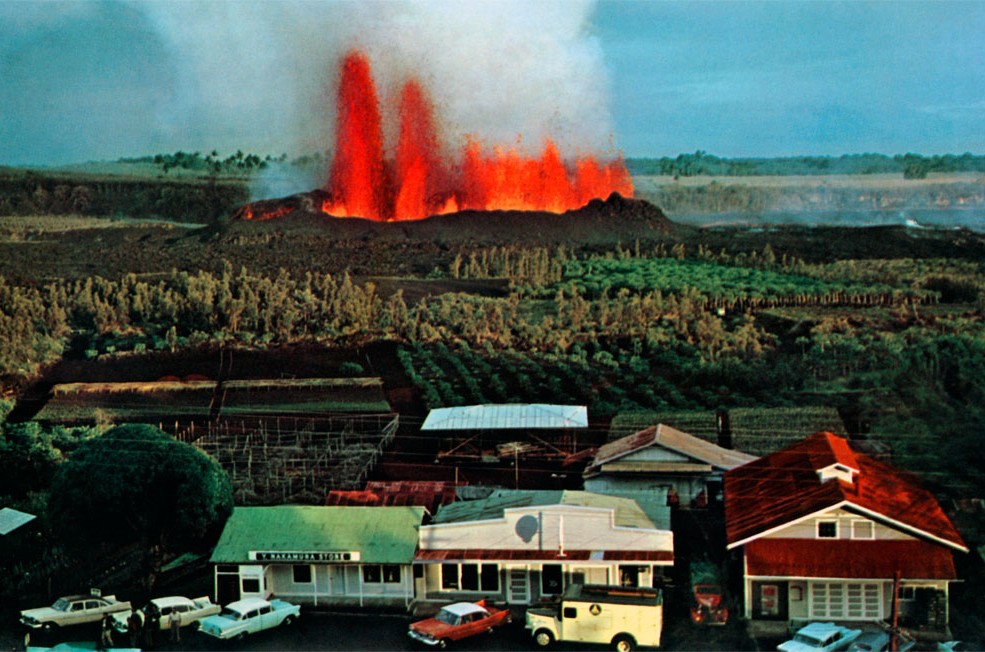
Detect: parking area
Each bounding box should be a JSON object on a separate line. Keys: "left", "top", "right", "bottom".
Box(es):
{"left": 6, "top": 607, "right": 759, "bottom": 652}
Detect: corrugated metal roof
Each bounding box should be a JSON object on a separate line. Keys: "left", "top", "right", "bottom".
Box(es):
{"left": 421, "top": 404, "right": 588, "bottom": 431}
{"left": 589, "top": 424, "right": 756, "bottom": 474}
{"left": 210, "top": 506, "right": 424, "bottom": 564}
{"left": 725, "top": 431, "right": 966, "bottom": 551}
{"left": 431, "top": 490, "right": 656, "bottom": 530}
{"left": 415, "top": 549, "right": 674, "bottom": 563}
{"left": 0, "top": 507, "right": 36, "bottom": 535}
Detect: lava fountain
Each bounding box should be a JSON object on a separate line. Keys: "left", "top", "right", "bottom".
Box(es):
{"left": 318, "top": 49, "right": 633, "bottom": 222}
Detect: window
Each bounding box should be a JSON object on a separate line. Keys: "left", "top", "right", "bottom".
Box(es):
{"left": 480, "top": 564, "right": 499, "bottom": 592}
{"left": 461, "top": 564, "right": 480, "bottom": 591}
{"left": 293, "top": 564, "right": 312, "bottom": 584}
{"left": 441, "top": 564, "right": 459, "bottom": 590}
{"left": 542, "top": 564, "right": 564, "bottom": 595}
{"left": 852, "top": 520, "right": 874, "bottom": 539}
{"left": 899, "top": 586, "right": 916, "bottom": 601}
{"left": 362, "top": 565, "right": 382, "bottom": 584}
{"left": 241, "top": 578, "right": 261, "bottom": 593}
{"left": 562, "top": 607, "right": 577, "bottom": 619}
{"left": 817, "top": 521, "right": 838, "bottom": 538}
{"left": 383, "top": 565, "right": 401, "bottom": 584}
{"left": 619, "top": 565, "right": 640, "bottom": 587}
{"left": 811, "top": 582, "right": 880, "bottom": 619}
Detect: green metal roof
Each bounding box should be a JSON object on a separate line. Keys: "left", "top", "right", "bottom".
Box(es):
{"left": 210, "top": 506, "right": 424, "bottom": 564}
{"left": 432, "top": 490, "right": 657, "bottom": 530}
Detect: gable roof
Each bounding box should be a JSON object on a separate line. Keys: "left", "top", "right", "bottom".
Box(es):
{"left": 431, "top": 490, "right": 656, "bottom": 530}
{"left": 421, "top": 404, "right": 588, "bottom": 431}
{"left": 587, "top": 423, "right": 756, "bottom": 475}
{"left": 725, "top": 431, "right": 967, "bottom": 552}
{"left": 210, "top": 505, "right": 425, "bottom": 564}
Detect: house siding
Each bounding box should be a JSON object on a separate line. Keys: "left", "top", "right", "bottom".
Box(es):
{"left": 761, "top": 509, "right": 913, "bottom": 541}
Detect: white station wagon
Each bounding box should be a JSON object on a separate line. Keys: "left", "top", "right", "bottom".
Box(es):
{"left": 111, "top": 595, "right": 220, "bottom": 633}
{"left": 198, "top": 597, "right": 300, "bottom": 641}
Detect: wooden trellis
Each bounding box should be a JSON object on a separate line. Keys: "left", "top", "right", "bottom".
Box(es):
{"left": 187, "top": 413, "right": 398, "bottom": 505}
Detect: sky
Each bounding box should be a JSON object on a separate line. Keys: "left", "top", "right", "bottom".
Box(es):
{"left": 1, "top": 0, "right": 983, "bottom": 166}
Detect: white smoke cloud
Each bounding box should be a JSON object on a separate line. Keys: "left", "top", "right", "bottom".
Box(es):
{"left": 138, "top": 0, "right": 615, "bottom": 198}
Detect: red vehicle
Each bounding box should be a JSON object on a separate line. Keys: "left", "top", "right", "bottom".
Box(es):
{"left": 408, "top": 600, "right": 512, "bottom": 648}
{"left": 689, "top": 561, "right": 729, "bottom": 625}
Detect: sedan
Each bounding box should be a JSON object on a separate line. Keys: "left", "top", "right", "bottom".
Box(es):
{"left": 408, "top": 600, "right": 512, "bottom": 648}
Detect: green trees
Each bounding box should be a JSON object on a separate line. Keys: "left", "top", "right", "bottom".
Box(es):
{"left": 47, "top": 424, "right": 233, "bottom": 592}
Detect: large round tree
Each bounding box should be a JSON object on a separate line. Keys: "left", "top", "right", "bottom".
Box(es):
{"left": 47, "top": 424, "right": 233, "bottom": 593}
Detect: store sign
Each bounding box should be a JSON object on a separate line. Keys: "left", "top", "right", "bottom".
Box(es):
{"left": 249, "top": 550, "right": 361, "bottom": 563}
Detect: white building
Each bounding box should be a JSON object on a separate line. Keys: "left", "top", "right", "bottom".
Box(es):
{"left": 414, "top": 490, "right": 674, "bottom": 607}
{"left": 209, "top": 505, "right": 424, "bottom": 608}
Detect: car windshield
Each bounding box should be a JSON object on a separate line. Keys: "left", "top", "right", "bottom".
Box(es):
{"left": 435, "top": 610, "right": 458, "bottom": 625}
{"left": 793, "top": 634, "right": 824, "bottom": 647}
{"left": 219, "top": 608, "right": 244, "bottom": 620}
{"left": 52, "top": 599, "right": 71, "bottom": 612}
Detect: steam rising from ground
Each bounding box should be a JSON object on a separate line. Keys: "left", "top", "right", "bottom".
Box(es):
{"left": 140, "top": 0, "right": 614, "bottom": 200}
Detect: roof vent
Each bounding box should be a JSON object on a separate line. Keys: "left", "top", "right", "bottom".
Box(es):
{"left": 817, "top": 462, "right": 859, "bottom": 484}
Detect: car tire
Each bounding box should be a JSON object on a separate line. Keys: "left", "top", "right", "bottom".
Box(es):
{"left": 284, "top": 615, "right": 296, "bottom": 626}
{"left": 534, "top": 629, "right": 555, "bottom": 648}
{"left": 234, "top": 632, "right": 247, "bottom": 642}
{"left": 438, "top": 638, "right": 451, "bottom": 649}
{"left": 42, "top": 622, "right": 58, "bottom": 634}
{"left": 612, "top": 634, "right": 635, "bottom": 652}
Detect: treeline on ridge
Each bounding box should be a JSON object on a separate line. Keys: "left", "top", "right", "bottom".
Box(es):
{"left": 627, "top": 151, "right": 985, "bottom": 178}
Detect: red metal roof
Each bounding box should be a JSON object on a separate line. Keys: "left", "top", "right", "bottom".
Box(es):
{"left": 325, "top": 481, "right": 459, "bottom": 515}
{"left": 415, "top": 549, "right": 673, "bottom": 563}
{"left": 745, "top": 538, "right": 957, "bottom": 580}
{"left": 725, "top": 432, "right": 965, "bottom": 550}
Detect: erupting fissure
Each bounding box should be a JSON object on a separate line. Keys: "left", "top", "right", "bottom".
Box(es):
{"left": 322, "top": 50, "right": 633, "bottom": 222}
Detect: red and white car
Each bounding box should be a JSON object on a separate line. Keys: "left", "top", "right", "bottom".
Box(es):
{"left": 408, "top": 600, "right": 511, "bottom": 648}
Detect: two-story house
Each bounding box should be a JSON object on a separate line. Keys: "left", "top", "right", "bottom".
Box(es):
{"left": 725, "top": 431, "right": 967, "bottom": 636}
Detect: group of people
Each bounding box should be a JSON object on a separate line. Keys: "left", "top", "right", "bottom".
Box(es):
{"left": 97, "top": 605, "right": 183, "bottom": 649}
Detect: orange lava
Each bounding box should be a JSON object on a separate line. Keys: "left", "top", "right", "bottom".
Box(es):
{"left": 323, "top": 49, "right": 633, "bottom": 222}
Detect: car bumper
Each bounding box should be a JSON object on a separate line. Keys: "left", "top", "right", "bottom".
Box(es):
{"left": 407, "top": 629, "right": 443, "bottom": 646}
{"left": 19, "top": 619, "right": 46, "bottom": 630}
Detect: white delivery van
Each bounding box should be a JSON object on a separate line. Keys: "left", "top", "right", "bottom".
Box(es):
{"left": 525, "top": 584, "right": 663, "bottom": 651}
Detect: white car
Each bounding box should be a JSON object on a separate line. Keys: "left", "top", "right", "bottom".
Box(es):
{"left": 111, "top": 595, "right": 221, "bottom": 633}
{"left": 778, "top": 622, "right": 862, "bottom": 652}
{"left": 198, "top": 597, "right": 300, "bottom": 640}
{"left": 20, "top": 594, "right": 132, "bottom": 632}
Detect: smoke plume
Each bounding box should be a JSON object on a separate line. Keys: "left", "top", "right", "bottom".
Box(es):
{"left": 140, "top": 0, "right": 615, "bottom": 199}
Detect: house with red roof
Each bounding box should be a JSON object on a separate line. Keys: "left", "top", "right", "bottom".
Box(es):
{"left": 725, "top": 431, "right": 967, "bottom": 636}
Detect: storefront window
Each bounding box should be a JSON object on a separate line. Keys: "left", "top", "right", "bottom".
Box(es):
{"left": 619, "top": 565, "right": 640, "bottom": 587}
{"left": 480, "top": 564, "right": 499, "bottom": 592}
{"left": 542, "top": 564, "right": 563, "bottom": 595}
{"left": 383, "top": 565, "right": 401, "bottom": 584}
{"left": 441, "top": 564, "right": 459, "bottom": 590}
{"left": 461, "top": 564, "right": 480, "bottom": 591}
{"left": 362, "top": 565, "right": 382, "bottom": 584}
{"left": 293, "top": 565, "right": 312, "bottom": 584}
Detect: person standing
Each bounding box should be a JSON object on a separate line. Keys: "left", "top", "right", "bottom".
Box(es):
{"left": 99, "top": 613, "right": 114, "bottom": 649}
{"left": 127, "top": 607, "right": 143, "bottom": 648}
{"left": 168, "top": 608, "right": 181, "bottom": 643}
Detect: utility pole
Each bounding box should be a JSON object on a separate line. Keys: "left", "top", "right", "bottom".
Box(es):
{"left": 890, "top": 569, "right": 901, "bottom": 652}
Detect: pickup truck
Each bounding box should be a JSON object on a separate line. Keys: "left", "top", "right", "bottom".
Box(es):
{"left": 20, "top": 594, "right": 132, "bottom": 632}
{"left": 198, "top": 597, "right": 300, "bottom": 641}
